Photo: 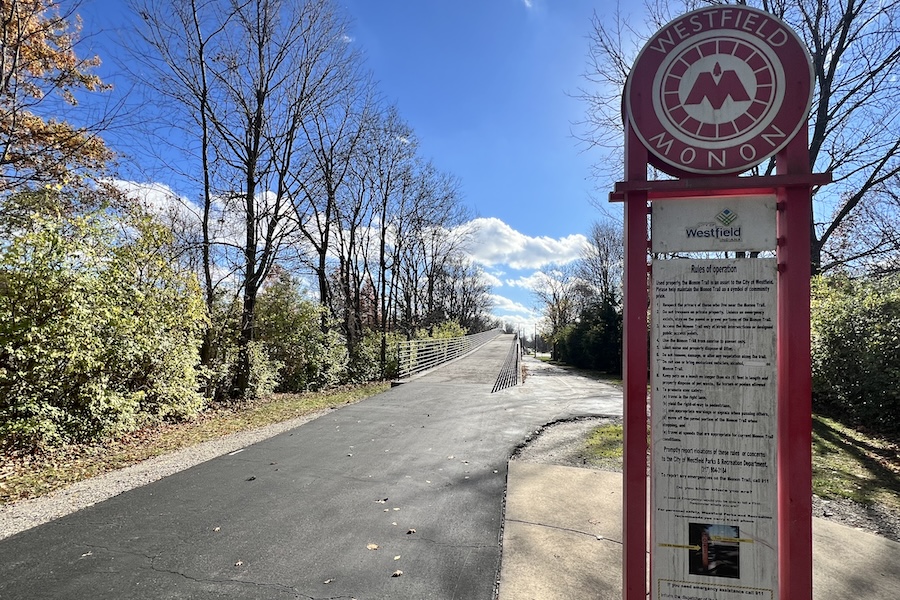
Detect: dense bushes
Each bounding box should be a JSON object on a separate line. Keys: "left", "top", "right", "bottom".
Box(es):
{"left": 255, "top": 274, "right": 347, "bottom": 392}
{"left": 0, "top": 201, "right": 207, "bottom": 451}
{"left": 811, "top": 274, "right": 900, "bottom": 436}
{"left": 555, "top": 300, "right": 622, "bottom": 374}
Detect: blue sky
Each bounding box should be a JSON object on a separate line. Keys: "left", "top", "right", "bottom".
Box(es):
{"left": 77, "top": 0, "right": 615, "bottom": 333}
{"left": 342, "top": 0, "right": 604, "bottom": 234}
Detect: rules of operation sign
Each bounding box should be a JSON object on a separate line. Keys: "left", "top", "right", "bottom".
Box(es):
{"left": 651, "top": 258, "right": 777, "bottom": 600}
{"left": 625, "top": 5, "right": 813, "bottom": 176}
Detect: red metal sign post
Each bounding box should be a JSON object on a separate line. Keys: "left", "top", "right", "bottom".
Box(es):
{"left": 622, "top": 123, "right": 650, "bottom": 600}
{"left": 614, "top": 6, "right": 829, "bottom": 600}
{"left": 775, "top": 129, "right": 814, "bottom": 600}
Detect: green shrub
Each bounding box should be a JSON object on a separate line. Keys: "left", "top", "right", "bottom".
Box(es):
{"left": 348, "top": 330, "right": 402, "bottom": 382}
{"left": 195, "top": 295, "right": 244, "bottom": 402}
{"left": 242, "top": 341, "right": 283, "bottom": 400}
{"left": 255, "top": 273, "right": 347, "bottom": 391}
{"left": 0, "top": 202, "right": 207, "bottom": 451}
{"left": 381, "top": 331, "right": 402, "bottom": 380}
{"left": 811, "top": 274, "right": 900, "bottom": 436}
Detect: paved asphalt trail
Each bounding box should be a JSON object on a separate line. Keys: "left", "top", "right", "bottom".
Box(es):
{"left": 0, "top": 335, "right": 622, "bottom": 600}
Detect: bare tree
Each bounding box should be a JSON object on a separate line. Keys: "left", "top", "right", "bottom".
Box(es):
{"left": 129, "top": 0, "right": 233, "bottom": 373}
{"left": 363, "top": 106, "right": 416, "bottom": 372}
{"left": 291, "top": 55, "right": 371, "bottom": 327}
{"left": 828, "top": 185, "right": 900, "bottom": 275}
{"left": 325, "top": 85, "right": 378, "bottom": 361}
{"left": 532, "top": 264, "right": 579, "bottom": 359}
{"left": 434, "top": 256, "right": 495, "bottom": 332}
{"left": 579, "top": 0, "right": 900, "bottom": 274}
{"left": 577, "top": 219, "right": 624, "bottom": 305}
{"left": 132, "top": 0, "right": 359, "bottom": 398}
{"left": 392, "top": 162, "right": 469, "bottom": 336}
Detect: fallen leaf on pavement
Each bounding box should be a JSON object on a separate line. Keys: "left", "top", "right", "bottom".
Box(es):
{"left": 323, "top": 578, "right": 334, "bottom": 584}
{"left": 406, "top": 528, "right": 416, "bottom": 534}
{"left": 367, "top": 543, "right": 379, "bottom": 550}
{"left": 391, "top": 570, "right": 403, "bottom": 577}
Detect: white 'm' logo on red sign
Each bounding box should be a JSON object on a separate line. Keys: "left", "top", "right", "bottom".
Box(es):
{"left": 625, "top": 7, "right": 812, "bottom": 176}
{"left": 685, "top": 63, "right": 750, "bottom": 108}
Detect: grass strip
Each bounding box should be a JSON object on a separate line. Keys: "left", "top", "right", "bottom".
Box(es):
{"left": 580, "top": 416, "right": 899, "bottom": 511}
{"left": 812, "top": 414, "right": 900, "bottom": 511}
{"left": 584, "top": 423, "right": 625, "bottom": 460}
{"left": 0, "top": 382, "right": 389, "bottom": 504}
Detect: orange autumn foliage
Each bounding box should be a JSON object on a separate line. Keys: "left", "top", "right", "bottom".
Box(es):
{"left": 0, "top": 0, "right": 111, "bottom": 189}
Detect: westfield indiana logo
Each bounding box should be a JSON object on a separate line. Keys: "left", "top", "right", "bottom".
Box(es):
{"left": 685, "top": 62, "right": 750, "bottom": 109}
{"left": 717, "top": 208, "right": 737, "bottom": 226}
{"left": 685, "top": 208, "right": 741, "bottom": 240}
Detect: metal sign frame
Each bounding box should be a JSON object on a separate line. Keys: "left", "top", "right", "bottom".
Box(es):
{"left": 612, "top": 6, "right": 834, "bottom": 599}
{"left": 614, "top": 123, "right": 830, "bottom": 600}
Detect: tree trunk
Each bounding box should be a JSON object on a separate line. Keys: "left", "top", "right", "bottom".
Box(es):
{"left": 234, "top": 288, "right": 257, "bottom": 398}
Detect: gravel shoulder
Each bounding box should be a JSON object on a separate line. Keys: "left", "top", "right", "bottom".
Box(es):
{"left": 512, "top": 416, "right": 900, "bottom": 544}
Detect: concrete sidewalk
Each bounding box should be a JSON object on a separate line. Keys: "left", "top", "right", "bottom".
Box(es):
{"left": 499, "top": 462, "right": 900, "bottom": 600}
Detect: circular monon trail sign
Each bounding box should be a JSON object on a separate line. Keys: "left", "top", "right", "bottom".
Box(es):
{"left": 625, "top": 6, "right": 813, "bottom": 176}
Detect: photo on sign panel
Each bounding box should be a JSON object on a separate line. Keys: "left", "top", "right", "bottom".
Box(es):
{"left": 688, "top": 523, "right": 741, "bottom": 579}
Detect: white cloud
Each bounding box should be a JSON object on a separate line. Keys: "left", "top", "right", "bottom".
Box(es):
{"left": 522, "top": 0, "right": 534, "bottom": 8}
{"left": 504, "top": 271, "right": 550, "bottom": 291}
{"left": 112, "top": 180, "right": 303, "bottom": 249}
{"left": 459, "top": 217, "right": 587, "bottom": 270}
{"left": 111, "top": 179, "right": 201, "bottom": 224}
{"left": 490, "top": 293, "right": 541, "bottom": 338}
{"left": 491, "top": 294, "right": 534, "bottom": 316}
{"left": 481, "top": 271, "right": 504, "bottom": 288}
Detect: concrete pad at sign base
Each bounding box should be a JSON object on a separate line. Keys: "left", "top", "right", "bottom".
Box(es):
{"left": 500, "top": 463, "right": 900, "bottom": 600}
{"left": 504, "top": 462, "right": 622, "bottom": 540}
{"left": 500, "top": 520, "right": 622, "bottom": 600}
{"left": 812, "top": 518, "right": 900, "bottom": 600}
{"left": 499, "top": 462, "right": 623, "bottom": 600}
